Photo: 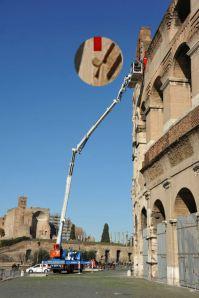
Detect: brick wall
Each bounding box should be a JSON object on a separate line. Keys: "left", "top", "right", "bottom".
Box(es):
{"left": 142, "top": 105, "right": 199, "bottom": 170}
{"left": 0, "top": 240, "right": 133, "bottom": 264}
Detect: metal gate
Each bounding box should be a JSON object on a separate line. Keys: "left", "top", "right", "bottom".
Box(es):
{"left": 177, "top": 213, "right": 199, "bottom": 289}
{"left": 157, "top": 222, "right": 167, "bottom": 282}
{"left": 143, "top": 228, "right": 149, "bottom": 279}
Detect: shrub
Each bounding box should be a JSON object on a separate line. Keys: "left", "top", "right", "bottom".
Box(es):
{"left": 81, "top": 250, "right": 96, "bottom": 260}
{"left": 0, "top": 236, "right": 30, "bottom": 247}
{"left": 32, "top": 248, "right": 50, "bottom": 265}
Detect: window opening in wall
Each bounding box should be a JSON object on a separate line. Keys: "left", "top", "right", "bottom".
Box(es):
{"left": 105, "top": 249, "right": 110, "bottom": 264}
{"left": 128, "top": 252, "right": 132, "bottom": 262}
{"left": 116, "top": 250, "right": 121, "bottom": 263}
{"left": 175, "top": 0, "right": 190, "bottom": 24}
{"left": 141, "top": 207, "right": 147, "bottom": 230}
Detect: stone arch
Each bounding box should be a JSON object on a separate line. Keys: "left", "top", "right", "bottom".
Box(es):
{"left": 174, "top": 187, "right": 197, "bottom": 217}
{"left": 173, "top": 187, "right": 197, "bottom": 286}
{"left": 173, "top": 43, "right": 191, "bottom": 81}
{"left": 175, "top": 0, "right": 190, "bottom": 24}
{"left": 163, "top": 42, "right": 192, "bottom": 124}
{"left": 151, "top": 76, "right": 163, "bottom": 106}
{"left": 141, "top": 207, "right": 147, "bottom": 230}
{"left": 151, "top": 199, "right": 166, "bottom": 231}
{"left": 145, "top": 76, "right": 163, "bottom": 142}
{"left": 31, "top": 211, "right": 49, "bottom": 239}
{"left": 167, "top": 1, "right": 190, "bottom": 43}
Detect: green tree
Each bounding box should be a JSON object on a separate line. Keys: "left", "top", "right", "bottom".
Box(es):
{"left": 32, "top": 248, "right": 49, "bottom": 265}
{"left": 101, "top": 223, "right": 110, "bottom": 243}
{"left": 25, "top": 249, "right": 32, "bottom": 262}
{"left": 81, "top": 250, "right": 96, "bottom": 260}
{"left": 0, "top": 236, "right": 30, "bottom": 248}
{"left": 70, "top": 224, "right": 76, "bottom": 240}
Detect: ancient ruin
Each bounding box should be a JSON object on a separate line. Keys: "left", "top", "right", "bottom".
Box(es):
{"left": 0, "top": 196, "right": 50, "bottom": 239}
{"left": 132, "top": 0, "right": 199, "bottom": 289}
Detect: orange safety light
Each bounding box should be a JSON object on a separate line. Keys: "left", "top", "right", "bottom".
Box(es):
{"left": 50, "top": 249, "right": 61, "bottom": 258}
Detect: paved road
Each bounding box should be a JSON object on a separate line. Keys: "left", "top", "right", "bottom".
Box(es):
{"left": 0, "top": 270, "right": 198, "bottom": 298}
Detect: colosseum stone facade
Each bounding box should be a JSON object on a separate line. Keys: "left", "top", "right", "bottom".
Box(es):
{"left": 132, "top": 0, "right": 199, "bottom": 289}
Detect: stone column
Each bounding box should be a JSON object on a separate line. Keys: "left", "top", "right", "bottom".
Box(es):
{"left": 133, "top": 204, "right": 141, "bottom": 277}
{"left": 145, "top": 106, "right": 163, "bottom": 144}
{"left": 167, "top": 219, "right": 179, "bottom": 286}
{"left": 187, "top": 41, "right": 199, "bottom": 107}
{"left": 145, "top": 191, "right": 155, "bottom": 280}
{"left": 161, "top": 78, "right": 191, "bottom": 132}
{"left": 147, "top": 227, "right": 157, "bottom": 280}
{"left": 138, "top": 228, "right": 144, "bottom": 277}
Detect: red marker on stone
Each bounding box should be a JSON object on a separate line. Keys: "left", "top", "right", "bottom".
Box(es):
{"left": 93, "top": 36, "right": 102, "bottom": 51}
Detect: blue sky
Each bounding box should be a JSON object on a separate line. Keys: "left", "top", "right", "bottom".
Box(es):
{"left": 0, "top": 0, "right": 170, "bottom": 240}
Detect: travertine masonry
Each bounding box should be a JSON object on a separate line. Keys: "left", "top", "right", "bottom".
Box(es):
{"left": 132, "top": 0, "right": 199, "bottom": 287}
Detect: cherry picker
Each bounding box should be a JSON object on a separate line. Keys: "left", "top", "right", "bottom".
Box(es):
{"left": 44, "top": 61, "right": 142, "bottom": 273}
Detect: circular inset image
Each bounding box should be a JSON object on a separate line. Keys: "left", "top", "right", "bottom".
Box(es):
{"left": 74, "top": 36, "right": 123, "bottom": 86}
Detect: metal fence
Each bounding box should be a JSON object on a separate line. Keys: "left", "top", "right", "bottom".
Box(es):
{"left": 157, "top": 223, "right": 167, "bottom": 283}
{"left": 177, "top": 213, "right": 199, "bottom": 290}
{"left": 0, "top": 268, "right": 21, "bottom": 281}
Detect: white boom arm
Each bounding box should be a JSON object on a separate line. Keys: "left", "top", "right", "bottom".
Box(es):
{"left": 56, "top": 64, "right": 134, "bottom": 246}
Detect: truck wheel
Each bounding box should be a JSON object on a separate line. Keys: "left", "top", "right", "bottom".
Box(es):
{"left": 44, "top": 269, "right": 48, "bottom": 273}
{"left": 53, "top": 269, "right": 61, "bottom": 274}
{"left": 29, "top": 270, "right": 33, "bottom": 274}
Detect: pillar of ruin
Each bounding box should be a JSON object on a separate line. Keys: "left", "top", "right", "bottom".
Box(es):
{"left": 161, "top": 79, "right": 191, "bottom": 131}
